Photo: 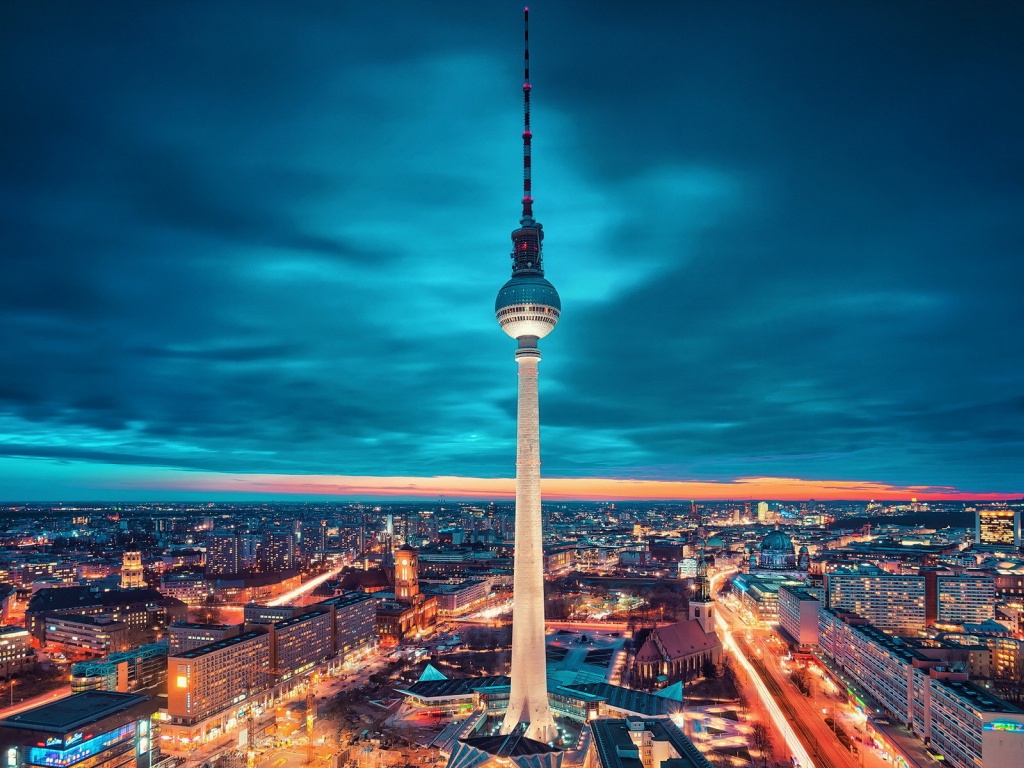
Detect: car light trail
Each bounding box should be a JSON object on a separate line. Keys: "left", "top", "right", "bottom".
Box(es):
{"left": 722, "top": 626, "right": 814, "bottom": 768}
{"left": 268, "top": 566, "right": 346, "bottom": 606}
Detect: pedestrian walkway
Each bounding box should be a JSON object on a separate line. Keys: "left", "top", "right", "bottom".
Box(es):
{"left": 811, "top": 652, "right": 942, "bottom": 768}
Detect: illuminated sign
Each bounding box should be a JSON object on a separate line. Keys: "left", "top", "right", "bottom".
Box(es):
{"left": 45, "top": 739, "right": 60, "bottom": 747}
{"left": 66, "top": 733, "right": 83, "bottom": 746}
{"left": 984, "top": 721, "right": 1024, "bottom": 732}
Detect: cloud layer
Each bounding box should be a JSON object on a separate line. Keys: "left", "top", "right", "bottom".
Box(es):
{"left": 1, "top": 1, "right": 1022, "bottom": 498}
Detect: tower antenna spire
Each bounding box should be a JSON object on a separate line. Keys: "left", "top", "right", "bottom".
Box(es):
{"left": 522, "top": 7, "right": 533, "bottom": 221}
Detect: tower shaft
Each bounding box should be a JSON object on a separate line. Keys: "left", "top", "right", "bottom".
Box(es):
{"left": 501, "top": 348, "right": 556, "bottom": 741}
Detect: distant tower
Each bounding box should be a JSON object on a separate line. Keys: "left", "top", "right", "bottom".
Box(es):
{"left": 394, "top": 545, "right": 420, "bottom": 603}
{"left": 496, "top": 8, "right": 559, "bottom": 743}
{"left": 120, "top": 551, "right": 144, "bottom": 589}
{"left": 689, "top": 547, "right": 714, "bottom": 634}
{"left": 382, "top": 513, "right": 396, "bottom": 583}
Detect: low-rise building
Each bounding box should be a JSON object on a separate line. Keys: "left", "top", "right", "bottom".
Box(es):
{"left": 0, "top": 626, "right": 34, "bottom": 678}
{"left": 586, "top": 717, "right": 714, "bottom": 768}
{"left": 70, "top": 642, "right": 168, "bottom": 692}
{"left": 0, "top": 690, "right": 160, "bottom": 768}
{"left": 46, "top": 613, "right": 131, "bottom": 655}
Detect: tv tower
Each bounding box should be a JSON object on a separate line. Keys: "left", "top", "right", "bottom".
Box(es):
{"left": 496, "top": 7, "right": 560, "bottom": 742}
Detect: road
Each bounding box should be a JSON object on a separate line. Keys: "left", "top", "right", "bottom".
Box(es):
{"left": 711, "top": 564, "right": 864, "bottom": 768}
{"left": 268, "top": 565, "right": 348, "bottom": 606}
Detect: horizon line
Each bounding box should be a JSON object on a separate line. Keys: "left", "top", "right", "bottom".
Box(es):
{"left": 7, "top": 470, "right": 1018, "bottom": 504}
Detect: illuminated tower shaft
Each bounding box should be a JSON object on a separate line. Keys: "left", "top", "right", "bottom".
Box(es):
{"left": 503, "top": 347, "right": 556, "bottom": 740}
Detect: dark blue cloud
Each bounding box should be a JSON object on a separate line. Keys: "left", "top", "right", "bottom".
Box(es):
{"left": 0, "top": 1, "right": 1022, "bottom": 497}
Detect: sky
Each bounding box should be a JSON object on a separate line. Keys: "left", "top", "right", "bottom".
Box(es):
{"left": 1, "top": 1, "right": 1022, "bottom": 502}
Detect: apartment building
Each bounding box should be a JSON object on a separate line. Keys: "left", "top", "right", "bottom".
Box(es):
{"left": 315, "top": 592, "right": 378, "bottom": 656}
{"left": 937, "top": 575, "right": 996, "bottom": 626}
{"left": 166, "top": 630, "right": 271, "bottom": 726}
{"left": 819, "top": 608, "right": 1024, "bottom": 768}
{"left": 271, "top": 608, "right": 334, "bottom": 681}
{"left": 168, "top": 621, "right": 240, "bottom": 654}
{"left": 826, "top": 569, "right": 926, "bottom": 631}
{"left": 778, "top": 586, "right": 819, "bottom": 646}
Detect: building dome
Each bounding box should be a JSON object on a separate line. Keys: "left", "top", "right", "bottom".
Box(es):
{"left": 757, "top": 528, "right": 796, "bottom": 570}
{"left": 760, "top": 529, "right": 794, "bottom": 552}
{"left": 495, "top": 275, "right": 561, "bottom": 340}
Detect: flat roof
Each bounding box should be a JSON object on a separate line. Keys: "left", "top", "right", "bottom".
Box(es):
{"left": 0, "top": 691, "right": 149, "bottom": 733}
{"left": 395, "top": 675, "right": 510, "bottom": 700}
{"left": 274, "top": 608, "right": 331, "bottom": 629}
{"left": 173, "top": 629, "right": 267, "bottom": 659}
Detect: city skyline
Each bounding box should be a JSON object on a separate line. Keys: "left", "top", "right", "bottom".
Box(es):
{"left": 2, "top": 2, "right": 1023, "bottom": 502}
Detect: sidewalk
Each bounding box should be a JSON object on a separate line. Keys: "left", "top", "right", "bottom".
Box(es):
{"left": 812, "top": 652, "right": 943, "bottom": 768}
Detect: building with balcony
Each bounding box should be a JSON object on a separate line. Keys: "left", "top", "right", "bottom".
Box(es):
{"left": 818, "top": 608, "right": 1024, "bottom": 768}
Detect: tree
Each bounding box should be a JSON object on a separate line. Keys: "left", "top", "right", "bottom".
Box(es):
{"left": 790, "top": 666, "right": 811, "bottom": 696}
{"left": 750, "top": 722, "right": 773, "bottom": 768}
{"left": 702, "top": 657, "right": 719, "bottom": 680}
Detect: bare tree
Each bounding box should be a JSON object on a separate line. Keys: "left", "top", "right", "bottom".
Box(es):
{"left": 750, "top": 722, "right": 773, "bottom": 768}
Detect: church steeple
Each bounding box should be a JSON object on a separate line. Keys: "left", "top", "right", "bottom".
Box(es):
{"left": 690, "top": 545, "right": 714, "bottom": 634}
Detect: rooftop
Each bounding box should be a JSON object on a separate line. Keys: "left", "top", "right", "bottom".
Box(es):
{"left": 590, "top": 717, "right": 714, "bottom": 768}
{"left": 172, "top": 629, "right": 267, "bottom": 660}
{"left": 0, "top": 691, "right": 149, "bottom": 733}
{"left": 395, "top": 675, "right": 510, "bottom": 700}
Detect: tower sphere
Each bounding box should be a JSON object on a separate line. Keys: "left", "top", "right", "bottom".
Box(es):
{"left": 495, "top": 274, "right": 561, "bottom": 340}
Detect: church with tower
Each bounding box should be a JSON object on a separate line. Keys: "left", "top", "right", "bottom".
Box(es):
{"left": 632, "top": 550, "right": 723, "bottom": 687}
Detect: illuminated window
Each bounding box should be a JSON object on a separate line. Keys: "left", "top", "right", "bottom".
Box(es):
{"left": 177, "top": 675, "right": 188, "bottom": 688}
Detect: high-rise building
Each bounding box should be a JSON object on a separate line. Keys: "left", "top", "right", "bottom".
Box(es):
{"left": 976, "top": 508, "right": 1021, "bottom": 549}
{"left": 757, "top": 501, "right": 769, "bottom": 523}
{"left": 494, "top": 8, "right": 560, "bottom": 742}
{"left": 120, "top": 551, "right": 144, "bottom": 589}
{"left": 260, "top": 530, "right": 297, "bottom": 572}
{"left": 826, "top": 568, "right": 926, "bottom": 631}
{"left": 205, "top": 531, "right": 240, "bottom": 576}
{"left": 167, "top": 630, "right": 271, "bottom": 726}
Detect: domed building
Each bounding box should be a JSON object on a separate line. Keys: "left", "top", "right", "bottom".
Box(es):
{"left": 758, "top": 526, "right": 797, "bottom": 570}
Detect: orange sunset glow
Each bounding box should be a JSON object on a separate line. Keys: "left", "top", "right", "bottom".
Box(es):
{"left": 148, "top": 472, "right": 1018, "bottom": 502}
